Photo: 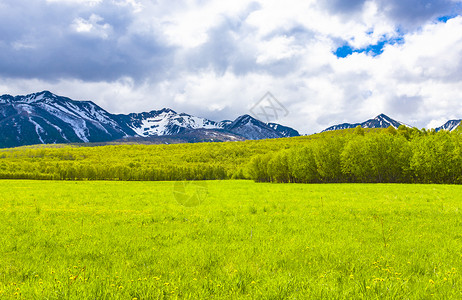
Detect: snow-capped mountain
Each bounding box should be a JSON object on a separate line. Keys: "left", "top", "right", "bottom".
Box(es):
{"left": 323, "top": 114, "right": 407, "bottom": 132}
{"left": 224, "top": 115, "right": 284, "bottom": 140}
{"left": 436, "top": 119, "right": 462, "bottom": 132}
{"left": 114, "top": 109, "right": 221, "bottom": 137}
{"left": 0, "top": 91, "right": 134, "bottom": 148}
{"left": 0, "top": 91, "right": 299, "bottom": 148}
{"left": 114, "top": 109, "right": 297, "bottom": 140}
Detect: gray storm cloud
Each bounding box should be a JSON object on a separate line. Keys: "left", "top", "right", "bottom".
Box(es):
{"left": 0, "top": 0, "right": 174, "bottom": 81}
{"left": 324, "top": 0, "right": 461, "bottom": 27}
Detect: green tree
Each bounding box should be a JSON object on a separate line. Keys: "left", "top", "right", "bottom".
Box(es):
{"left": 288, "top": 146, "right": 319, "bottom": 183}
{"left": 313, "top": 137, "right": 346, "bottom": 183}
{"left": 342, "top": 133, "right": 411, "bottom": 183}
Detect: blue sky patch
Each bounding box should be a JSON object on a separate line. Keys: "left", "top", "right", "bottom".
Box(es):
{"left": 334, "top": 36, "right": 405, "bottom": 58}
{"left": 437, "top": 15, "right": 457, "bottom": 23}
{"left": 334, "top": 45, "right": 354, "bottom": 58}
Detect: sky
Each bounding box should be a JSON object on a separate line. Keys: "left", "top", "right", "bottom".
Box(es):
{"left": 0, "top": 0, "right": 462, "bottom": 134}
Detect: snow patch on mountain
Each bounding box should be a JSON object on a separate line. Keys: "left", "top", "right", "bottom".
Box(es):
{"left": 436, "top": 119, "right": 462, "bottom": 132}
{"left": 29, "top": 117, "right": 45, "bottom": 143}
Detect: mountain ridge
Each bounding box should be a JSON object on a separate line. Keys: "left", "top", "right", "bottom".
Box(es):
{"left": 0, "top": 91, "right": 298, "bottom": 148}
{"left": 323, "top": 114, "right": 408, "bottom": 132}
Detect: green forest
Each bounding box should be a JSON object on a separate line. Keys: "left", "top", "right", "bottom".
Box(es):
{"left": 0, "top": 125, "right": 461, "bottom": 184}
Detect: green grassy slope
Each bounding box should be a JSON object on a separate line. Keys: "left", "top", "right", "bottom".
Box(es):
{"left": 0, "top": 134, "right": 319, "bottom": 181}
{"left": 1, "top": 180, "right": 461, "bottom": 299}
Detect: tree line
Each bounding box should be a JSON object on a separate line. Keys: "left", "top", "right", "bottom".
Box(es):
{"left": 248, "top": 125, "right": 462, "bottom": 184}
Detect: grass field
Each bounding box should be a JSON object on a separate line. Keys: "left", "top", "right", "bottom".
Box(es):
{"left": 1, "top": 180, "right": 462, "bottom": 299}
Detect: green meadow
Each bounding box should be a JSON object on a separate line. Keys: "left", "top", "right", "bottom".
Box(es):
{"left": 1, "top": 180, "right": 461, "bottom": 299}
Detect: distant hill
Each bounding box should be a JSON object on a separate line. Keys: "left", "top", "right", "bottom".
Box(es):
{"left": 111, "top": 129, "right": 246, "bottom": 145}
{"left": 268, "top": 123, "right": 300, "bottom": 137}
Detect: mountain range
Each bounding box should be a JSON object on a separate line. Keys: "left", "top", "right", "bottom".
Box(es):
{"left": 322, "top": 114, "right": 408, "bottom": 132}
{"left": 0, "top": 91, "right": 460, "bottom": 148}
{"left": 322, "top": 113, "right": 461, "bottom": 133}
{"left": 0, "top": 91, "right": 299, "bottom": 148}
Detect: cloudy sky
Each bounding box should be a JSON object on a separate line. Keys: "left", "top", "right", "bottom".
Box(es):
{"left": 1, "top": 0, "right": 462, "bottom": 133}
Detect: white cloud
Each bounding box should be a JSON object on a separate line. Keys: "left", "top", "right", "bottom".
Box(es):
{"left": 256, "top": 36, "right": 305, "bottom": 64}
{"left": 143, "top": 0, "right": 254, "bottom": 48}
{"left": 113, "top": 0, "right": 143, "bottom": 13}
{"left": 71, "top": 14, "right": 113, "bottom": 39}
